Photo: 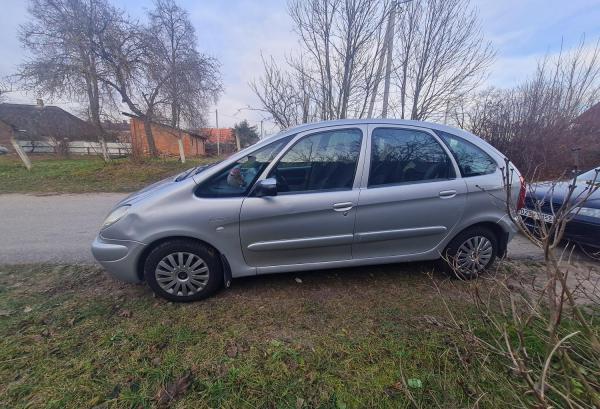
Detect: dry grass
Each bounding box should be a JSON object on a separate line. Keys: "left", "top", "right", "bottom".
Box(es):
{"left": 0, "top": 262, "right": 528, "bottom": 409}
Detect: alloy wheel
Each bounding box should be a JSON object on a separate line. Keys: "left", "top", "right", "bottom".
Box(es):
{"left": 155, "top": 252, "right": 209, "bottom": 297}
{"left": 454, "top": 235, "right": 493, "bottom": 273}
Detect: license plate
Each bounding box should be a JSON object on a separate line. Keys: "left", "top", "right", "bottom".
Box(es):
{"left": 519, "top": 208, "right": 554, "bottom": 223}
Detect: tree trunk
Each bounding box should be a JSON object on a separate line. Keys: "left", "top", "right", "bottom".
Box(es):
{"left": 143, "top": 117, "right": 158, "bottom": 157}
{"left": 86, "top": 53, "right": 110, "bottom": 162}
{"left": 177, "top": 129, "right": 186, "bottom": 163}
{"left": 177, "top": 138, "right": 186, "bottom": 163}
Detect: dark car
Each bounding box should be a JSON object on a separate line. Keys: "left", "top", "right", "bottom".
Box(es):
{"left": 519, "top": 167, "right": 600, "bottom": 249}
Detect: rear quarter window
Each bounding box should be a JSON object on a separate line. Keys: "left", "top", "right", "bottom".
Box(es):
{"left": 436, "top": 131, "right": 497, "bottom": 177}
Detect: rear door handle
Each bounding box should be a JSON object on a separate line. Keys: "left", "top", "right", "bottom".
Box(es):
{"left": 333, "top": 202, "right": 354, "bottom": 212}
{"left": 439, "top": 190, "right": 457, "bottom": 199}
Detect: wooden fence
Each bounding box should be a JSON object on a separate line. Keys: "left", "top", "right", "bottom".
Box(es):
{"left": 18, "top": 140, "right": 132, "bottom": 156}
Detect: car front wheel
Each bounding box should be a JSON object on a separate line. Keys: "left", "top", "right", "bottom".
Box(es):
{"left": 144, "top": 239, "right": 223, "bottom": 302}
{"left": 442, "top": 227, "right": 498, "bottom": 280}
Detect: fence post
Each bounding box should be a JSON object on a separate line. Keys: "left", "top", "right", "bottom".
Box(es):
{"left": 11, "top": 138, "right": 32, "bottom": 170}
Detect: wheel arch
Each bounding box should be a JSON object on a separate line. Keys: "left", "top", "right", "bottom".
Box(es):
{"left": 136, "top": 235, "right": 227, "bottom": 281}
{"left": 448, "top": 221, "right": 510, "bottom": 257}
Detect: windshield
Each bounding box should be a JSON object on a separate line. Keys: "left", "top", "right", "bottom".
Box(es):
{"left": 579, "top": 167, "right": 600, "bottom": 182}
{"left": 175, "top": 161, "right": 222, "bottom": 182}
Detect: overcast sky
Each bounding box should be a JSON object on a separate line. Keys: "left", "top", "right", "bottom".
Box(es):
{"left": 1, "top": 0, "right": 599, "bottom": 132}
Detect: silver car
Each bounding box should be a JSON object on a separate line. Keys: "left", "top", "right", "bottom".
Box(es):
{"left": 92, "top": 119, "right": 522, "bottom": 301}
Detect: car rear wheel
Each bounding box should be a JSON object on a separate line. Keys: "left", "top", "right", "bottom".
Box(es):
{"left": 442, "top": 227, "right": 498, "bottom": 280}
{"left": 144, "top": 239, "right": 223, "bottom": 302}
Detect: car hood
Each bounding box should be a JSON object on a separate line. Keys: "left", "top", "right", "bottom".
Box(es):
{"left": 528, "top": 180, "right": 600, "bottom": 209}
{"left": 117, "top": 176, "right": 175, "bottom": 206}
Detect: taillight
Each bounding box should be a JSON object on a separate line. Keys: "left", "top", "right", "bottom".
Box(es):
{"left": 517, "top": 175, "right": 526, "bottom": 210}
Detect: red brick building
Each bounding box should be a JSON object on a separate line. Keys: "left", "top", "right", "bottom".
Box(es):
{"left": 197, "top": 128, "right": 237, "bottom": 155}
{"left": 128, "top": 116, "right": 207, "bottom": 157}
{"left": 200, "top": 128, "right": 235, "bottom": 144}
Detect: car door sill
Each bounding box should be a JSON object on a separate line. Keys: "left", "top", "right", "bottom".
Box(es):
{"left": 255, "top": 249, "right": 438, "bottom": 275}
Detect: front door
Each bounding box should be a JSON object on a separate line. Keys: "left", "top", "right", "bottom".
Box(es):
{"left": 240, "top": 126, "right": 366, "bottom": 267}
{"left": 352, "top": 126, "right": 467, "bottom": 259}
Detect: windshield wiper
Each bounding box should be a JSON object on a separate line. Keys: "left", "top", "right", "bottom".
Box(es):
{"left": 175, "top": 167, "right": 197, "bottom": 182}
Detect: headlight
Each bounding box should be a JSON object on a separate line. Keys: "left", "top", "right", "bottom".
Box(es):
{"left": 102, "top": 205, "right": 130, "bottom": 229}
{"left": 572, "top": 207, "right": 600, "bottom": 219}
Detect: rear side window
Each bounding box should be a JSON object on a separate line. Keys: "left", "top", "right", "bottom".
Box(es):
{"left": 196, "top": 136, "right": 292, "bottom": 197}
{"left": 368, "top": 128, "right": 455, "bottom": 187}
{"left": 436, "top": 131, "right": 497, "bottom": 177}
{"left": 269, "top": 128, "right": 362, "bottom": 193}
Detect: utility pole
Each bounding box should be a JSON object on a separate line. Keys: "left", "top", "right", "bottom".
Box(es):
{"left": 368, "top": 2, "right": 394, "bottom": 118}
{"left": 381, "top": 0, "right": 397, "bottom": 118}
{"left": 260, "top": 119, "right": 264, "bottom": 139}
{"left": 215, "top": 109, "right": 220, "bottom": 156}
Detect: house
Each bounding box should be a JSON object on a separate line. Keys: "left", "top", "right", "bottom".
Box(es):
{"left": 0, "top": 100, "right": 101, "bottom": 152}
{"left": 197, "top": 128, "right": 237, "bottom": 155}
{"left": 199, "top": 128, "right": 236, "bottom": 145}
{"left": 102, "top": 120, "right": 131, "bottom": 143}
{"left": 127, "top": 114, "right": 207, "bottom": 157}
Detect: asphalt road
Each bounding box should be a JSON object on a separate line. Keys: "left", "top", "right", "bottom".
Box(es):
{"left": 0, "top": 192, "right": 545, "bottom": 265}
{"left": 0, "top": 193, "right": 127, "bottom": 264}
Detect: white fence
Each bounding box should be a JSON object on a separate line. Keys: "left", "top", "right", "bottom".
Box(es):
{"left": 18, "top": 140, "right": 132, "bottom": 156}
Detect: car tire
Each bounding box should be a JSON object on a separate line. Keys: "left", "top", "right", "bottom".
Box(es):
{"left": 144, "top": 239, "right": 223, "bottom": 302}
{"left": 441, "top": 227, "right": 498, "bottom": 280}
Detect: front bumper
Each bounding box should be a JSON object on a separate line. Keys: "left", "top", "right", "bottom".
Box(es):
{"left": 521, "top": 213, "right": 600, "bottom": 249}
{"left": 564, "top": 219, "right": 600, "bottom": 248}
{"left": 91, "top": 235, "right": 146, "bottom": 283}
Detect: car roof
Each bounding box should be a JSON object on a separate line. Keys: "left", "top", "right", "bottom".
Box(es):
{"left": 272, "top": 119, "right": 506, "bottom": 160}
{"left": 224, "top": 118, "right": 506, "bottom": 167}
{"left": 194, "top": 118, "right": 511, "bottom": 185}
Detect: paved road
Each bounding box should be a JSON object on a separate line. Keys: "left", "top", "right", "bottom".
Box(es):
{"left": 0, "top": 192, "right": 545, "bottom": 265}
{"left": 0, "top": 193, "right": 127, "bottom": 264}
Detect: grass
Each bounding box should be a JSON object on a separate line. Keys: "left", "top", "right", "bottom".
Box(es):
{"left": 0, "top": 262, "right": 537, "bottom": 409}
{"left": 0, "top": 155, "right": 218, "bottom": 194}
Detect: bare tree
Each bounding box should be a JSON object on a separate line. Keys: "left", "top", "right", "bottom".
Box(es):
{"left": 391, "top": 0, "right": 494, "bottom": 120}
{"left": 94, "top": 0, "right": 221, "bottom": 159}
{"left": 458, "top": 39, "right": 600, "bottom": 178}
{"left": 18, "top": 0, "right": 118, "bottom": 161}
{"left": 148, "top": 0, "right": 222, "bottom": 162}
{"left": 252, "top": 0, "right": 390, "bottom": 128}
{"left": 430, "top": 164, "right": 600, "bottom": 408}
{"left": 94, "top": 11, "right": 168, "bottom": 157}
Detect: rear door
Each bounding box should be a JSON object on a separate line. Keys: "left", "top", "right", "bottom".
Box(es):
{"left": 239, "top": 125, "right": 366, "bottom": 267}
{"left": 352, "top": 125, "right": 467, "bottom": 259}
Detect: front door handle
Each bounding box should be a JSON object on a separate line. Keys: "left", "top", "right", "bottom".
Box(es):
{"left": 333, "top": 202, "right": 354, "bottom": 212}
{"left": 439, "top": 190, "right": 457, "bottom": 199}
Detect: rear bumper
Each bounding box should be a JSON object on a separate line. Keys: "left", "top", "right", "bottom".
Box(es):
{"left": 91, "top": 235, "right": 146, "bottom": 283}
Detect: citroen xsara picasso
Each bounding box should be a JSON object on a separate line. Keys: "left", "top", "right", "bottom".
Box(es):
{"left": 92, "top": 119, "right": 523, "bottom": 301}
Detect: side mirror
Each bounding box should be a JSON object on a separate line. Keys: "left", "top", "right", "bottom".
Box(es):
{"left": 254, "top": 177, "right": 277, "bottom": 197}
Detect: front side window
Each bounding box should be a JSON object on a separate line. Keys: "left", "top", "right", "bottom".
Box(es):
{"left": 196, "top": 136, "right": 292, "bottom": 197}
{"left": 436, "top": 131, "right": 497, "bottom": 177}
{"left": 269, "top": 128, "right": 363, "bottom": 193}
{"left": 368, "top": 128, "right": 455, "bottom": 187}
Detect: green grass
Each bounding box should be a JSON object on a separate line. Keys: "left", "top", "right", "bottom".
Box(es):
{"left": 0, "top": 155, "right": 218, "bottom": 194}
{"left": 0, "top": 263, "right": 529, "bottom": 409}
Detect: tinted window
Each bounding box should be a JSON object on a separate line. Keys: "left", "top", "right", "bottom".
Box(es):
{"left": 368, "top": 128, "right": 454, "bottom": 187}
{"left": 196, "top": 136, "right": 291, "bottom": 197}
{"left": 436, "top": 131, "right": 497, "bottom": 177}
{"left": 270, "top": 128, "right": 362, "bottom": 193}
